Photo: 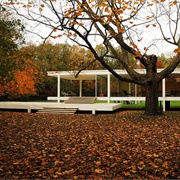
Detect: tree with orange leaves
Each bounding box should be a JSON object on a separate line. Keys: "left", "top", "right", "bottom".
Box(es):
{"left": 0, "top": 5, "right": 38, "bottom": 99}
{"left": 0, "top": 55, "right": 38, "bottom": 99}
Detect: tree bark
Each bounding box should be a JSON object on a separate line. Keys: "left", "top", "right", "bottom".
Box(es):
{"left": 144, "top": 55, "right": 162, "bottom": 115}
{"left": 144, "top": 80, "right": 162, "bottom": 115}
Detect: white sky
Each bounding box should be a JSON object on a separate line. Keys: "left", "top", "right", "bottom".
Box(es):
{"left": 24, "top": 20, "right": 177, "bottom": 58}
{"left": 3, "top": 0, "right": 179, "bottom": 58}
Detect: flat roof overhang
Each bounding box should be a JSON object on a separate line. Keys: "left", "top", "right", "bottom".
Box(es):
{"left": 47, "top": 68, "right": 180, "bottom": 80}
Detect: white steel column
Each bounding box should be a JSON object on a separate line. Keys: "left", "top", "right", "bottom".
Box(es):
{"left": 79, "top": 80, "right": 82, "bottom": 97}
{"left": 95, "top": 75, "right": 97, "bottom": 97}
{"left": 135, "top": 84, "right": 137, "bottom": 104}
{"left": 162, "top": 78, "right": 166, "bottom": 111}
{"left": 57, "top": 74, "right": 60, "bottom": 103}
{"left": 107, "top": 73, "right": 111, "bottom": 103}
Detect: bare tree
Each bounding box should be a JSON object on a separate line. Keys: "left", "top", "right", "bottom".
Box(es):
{"left": 4, "top": 0, "right": 180, "bottom": 115}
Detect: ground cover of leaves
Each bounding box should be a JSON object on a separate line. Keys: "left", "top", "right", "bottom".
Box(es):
{"left": 0, "top": 110, "right": 180, "bottom": 179}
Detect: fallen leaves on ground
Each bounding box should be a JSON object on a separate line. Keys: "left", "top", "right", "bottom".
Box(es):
{"left": 0, "top": 110, "right": 180, "bottom": 179}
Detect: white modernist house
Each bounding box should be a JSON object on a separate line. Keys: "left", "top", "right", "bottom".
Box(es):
{"left": 47, "top": 68, "right": 180, "bottom": 111}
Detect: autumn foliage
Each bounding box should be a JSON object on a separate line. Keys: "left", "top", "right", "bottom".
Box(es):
{"left": 0, "top": 58, "right": 38, "bottom": 98}
{"left": 0, "top": 111, "right": 180, "bottom": 179}
{"left": 156, "top": 60, "right": 164, "bottom": 68}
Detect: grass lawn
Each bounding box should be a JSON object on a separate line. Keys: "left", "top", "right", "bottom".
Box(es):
{"left": 0, "top": 111, "right": 180, "bottom": 179}
{"left": 170, "top": 101, "right": 180, "bottom": 108}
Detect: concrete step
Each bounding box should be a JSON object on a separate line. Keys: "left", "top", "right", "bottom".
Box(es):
{"left": 65, "top": 97, "right": 96, "bottom": 104}
{"left": 37, "top": 107, "right": 77, "bottom": 114}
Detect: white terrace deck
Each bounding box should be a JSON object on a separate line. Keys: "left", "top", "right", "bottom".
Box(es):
{"left": 0, "top": 101, "right": 122, "bottom": 114}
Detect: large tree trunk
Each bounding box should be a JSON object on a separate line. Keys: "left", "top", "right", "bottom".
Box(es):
{"left": 144, "top": 80, "right": 162, "bottom": 115}
{"left": 144, "top": 55, "right": 162, "bottom": 115}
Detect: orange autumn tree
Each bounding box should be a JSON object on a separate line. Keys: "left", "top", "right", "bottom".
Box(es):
{"left": 0, "top": 56, "right": 38, "bottom": 99}
{"left": 6, "top": 0, "right": 180, "bottom": 115}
